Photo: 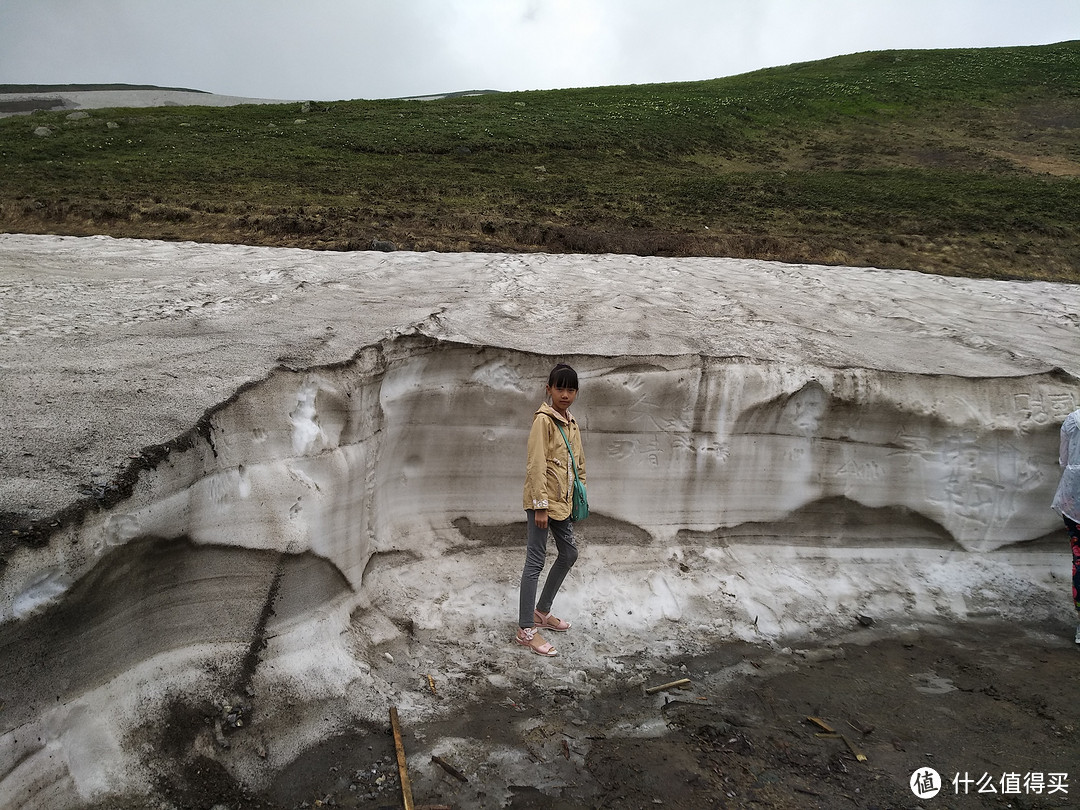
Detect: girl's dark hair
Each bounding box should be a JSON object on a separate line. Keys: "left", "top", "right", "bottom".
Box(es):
{"left": 548, "top": 363, "right": 578, "bottom": 390}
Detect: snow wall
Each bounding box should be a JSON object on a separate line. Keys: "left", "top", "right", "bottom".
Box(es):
{"left": 1, "top": 334, "right": 1077, "bottom": 807}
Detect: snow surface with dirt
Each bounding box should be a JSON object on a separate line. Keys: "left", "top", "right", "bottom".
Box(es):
{"left": 1, "top": 233, "right": 1078, "bottom": 809}
{"left": 0, "top": 88, "right": 292, "bottom": 117}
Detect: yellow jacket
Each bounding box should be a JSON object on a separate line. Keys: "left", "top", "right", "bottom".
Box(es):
{"left": 522, "top": 402, "right": 587, "bottom": 520}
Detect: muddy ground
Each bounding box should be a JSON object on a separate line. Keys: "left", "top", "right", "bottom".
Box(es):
{"left": 88, "top": 617, "right": 1079, "bottom": 810}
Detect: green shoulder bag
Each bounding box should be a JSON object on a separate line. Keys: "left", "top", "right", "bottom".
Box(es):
{"left": 553, "top": 418, "right": 589, "bottom": 522}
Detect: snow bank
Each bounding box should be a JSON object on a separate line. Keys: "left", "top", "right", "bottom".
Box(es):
{"left": 0, "top": 234, "right": 1077, "bottom": 807}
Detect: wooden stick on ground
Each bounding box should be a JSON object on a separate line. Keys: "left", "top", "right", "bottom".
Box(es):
{"left": 841, "top": 733, "right": 868, "bottom": 763}
{"left": 389, "top": 706, "right": 415, "bottom": 810}
{"left": 806, "top": 716, "right": 836, "bottom": 733}
{"left": 431, "top": 754, "right": 469, "bottom": 783}
{"left": 644, "top": 677, "right": 691, "bottom": 695}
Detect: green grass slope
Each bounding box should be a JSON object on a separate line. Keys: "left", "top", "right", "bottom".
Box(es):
{"left": 2, "top": 42, "right": 1078, "bottom": 281}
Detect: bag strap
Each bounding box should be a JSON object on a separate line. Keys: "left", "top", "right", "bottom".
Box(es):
{"left": 547, "top": 414, "right": 581, "bottom": 482}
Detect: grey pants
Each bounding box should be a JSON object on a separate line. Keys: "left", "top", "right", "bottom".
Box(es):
{"left": 518, "top": 510, "right": 578, "bottom": 628}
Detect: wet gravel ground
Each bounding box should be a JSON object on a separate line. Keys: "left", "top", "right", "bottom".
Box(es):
{"left": 85, "top": 618, "right": 1079, "bottom": 810}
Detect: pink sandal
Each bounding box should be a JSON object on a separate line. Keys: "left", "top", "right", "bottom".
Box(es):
{"left": 516, "top": 627, "right": 557, "bottom": 656}
{"left": 534, "top": 610, "right": 571, "bottom": 632}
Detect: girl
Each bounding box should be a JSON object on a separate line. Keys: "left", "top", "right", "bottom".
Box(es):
{"left": 516, "top": 363, "right": 586, "bottom": 656}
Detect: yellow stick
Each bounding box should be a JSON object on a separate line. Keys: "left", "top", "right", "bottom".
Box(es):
{"left": 807, "top": 716, "right": 835, "bottom": 733}
{"left": 841, "top": 733, "right": 868, "bottom": 762}
{"left": 390, "top": 707, "right": 415, "bottom": 810}
{"left": 644, "top": 677, "right": 691, "bottom": 694}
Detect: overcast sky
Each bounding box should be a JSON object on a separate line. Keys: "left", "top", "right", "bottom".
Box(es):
{"left": 1, "top": 0, "right": 1077, "bottom": 101}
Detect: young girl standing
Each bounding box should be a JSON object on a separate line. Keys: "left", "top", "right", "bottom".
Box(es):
{"left": 516, "top": 363, "right": 586, "bottom": 656}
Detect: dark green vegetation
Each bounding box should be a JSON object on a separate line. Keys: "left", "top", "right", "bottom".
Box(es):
{"left": 2, "top": 43, "right": 1079, "bottom": 281}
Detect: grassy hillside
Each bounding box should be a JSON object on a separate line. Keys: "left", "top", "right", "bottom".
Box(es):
{"left": 2, "top": 42, "right": 1079, "bottom": 281}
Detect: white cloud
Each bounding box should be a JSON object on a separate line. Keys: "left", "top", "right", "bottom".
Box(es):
{"left": 0, "top": 0, "right": 1077, "bottom": 99}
